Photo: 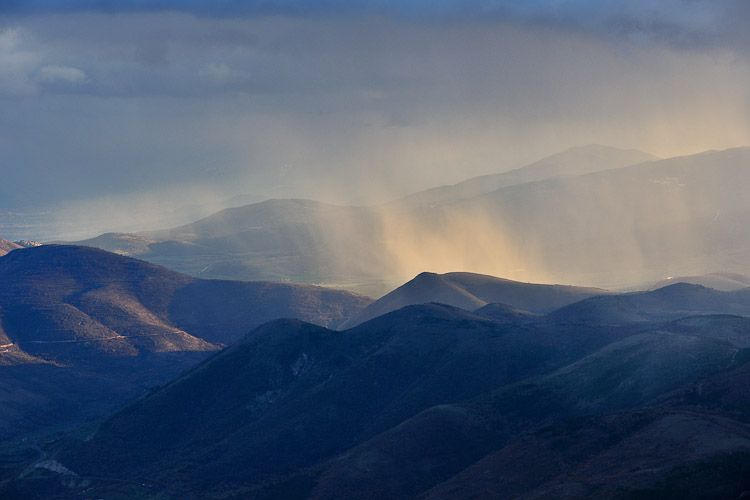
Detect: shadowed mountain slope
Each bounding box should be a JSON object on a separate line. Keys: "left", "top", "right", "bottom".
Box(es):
{"left": 551, "top": 282, "right": 750, "bottom": 324}
{"left": 55, "top": 303, "right": 630, "bottom": 498}
{"left": 422, "top": 409, "right": 750, "bottom": 500}
{"left": 422, "top": 343, "right": 750, "bottom": 499}
{"left": 306, "top": 316, "right": 747, "bottom": 500}
{"left": 29, "top": 297, "right": 750, "bottom": 499}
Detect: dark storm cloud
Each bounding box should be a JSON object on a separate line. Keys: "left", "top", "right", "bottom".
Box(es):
{"left": 0, "top": 1, "right": 748, "bottom": 239}
{"left": 1, "top": 0, "right": 747, "bottom": 52}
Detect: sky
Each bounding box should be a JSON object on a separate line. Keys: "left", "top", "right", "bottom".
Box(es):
{"left": 1, "top": 0, "right": 749, "bottom": 239}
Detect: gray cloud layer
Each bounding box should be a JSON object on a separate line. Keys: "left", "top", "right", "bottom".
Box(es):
{"left": 2, "top": 1, "right": 747, "bottom": 49}
{"left": 0, "top": 2, "right": 749, "bottom": 238}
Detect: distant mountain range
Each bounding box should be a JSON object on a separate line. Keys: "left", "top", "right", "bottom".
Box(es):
{"left": 395, "top": 144, "right": 657, "bottom": 208}
{"left": 65, "top": 145, "right": 662, "bottom": 294}
{"left": 64, "top": 145, "right": 750, "bottom": 295}
{"left": 442, "top": 146, "right": 750, "bottom": 288}
{"left": 0, "top": 245, "right": 369, "bottom": 439}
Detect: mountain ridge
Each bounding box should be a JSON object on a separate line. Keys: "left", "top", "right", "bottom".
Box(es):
{"left": 341, "top": 271, "right": 606, "bottom": 328}
{"left": 396, "top": 144, "right": 658, "bottom": 208}
{"left": 0, "top": 238, "right": 22, "bottom": 257}
{"left": 0, "top": 244, "right": 371, "bottom": 439}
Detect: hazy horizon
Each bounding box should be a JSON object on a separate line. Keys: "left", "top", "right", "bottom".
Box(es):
{"left": 0, "top": 141, "right": 668, "bottom": 241}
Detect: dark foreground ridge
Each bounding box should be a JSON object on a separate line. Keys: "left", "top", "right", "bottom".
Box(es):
{"left": 6, "top": 284, "right": 750, "bottom": 499}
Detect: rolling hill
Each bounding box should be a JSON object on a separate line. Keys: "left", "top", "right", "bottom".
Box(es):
{"left": 340, "top": 271, "right": 605, "bottom": 328}
{"left": 0, "top": 245, "right": 370, "bottom": 439}
{"left": 550, "top": 282, "right": 750, "bottom": 324}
